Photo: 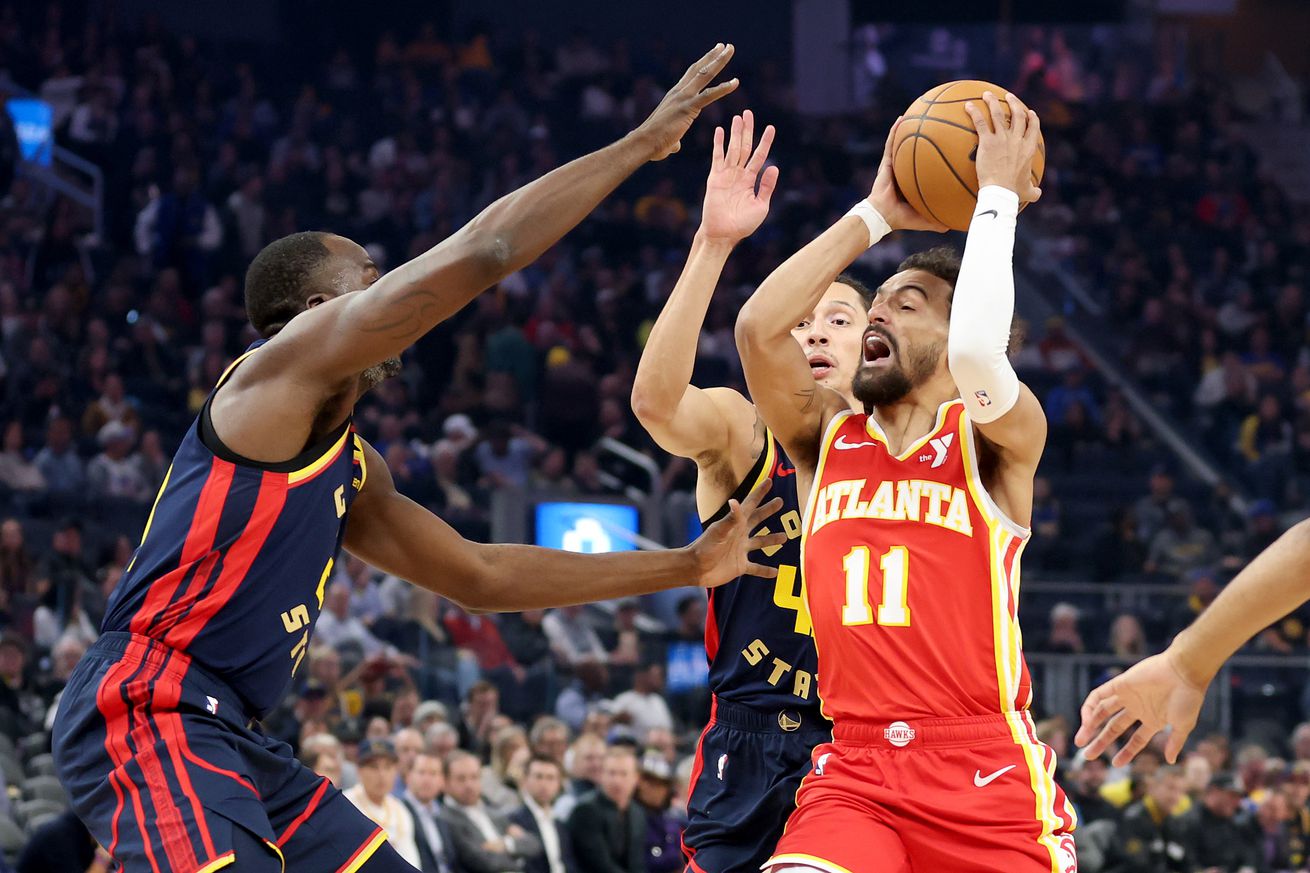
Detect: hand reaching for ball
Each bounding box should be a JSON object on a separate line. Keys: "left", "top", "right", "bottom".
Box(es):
{"left": 965, "top": 91, "right": 1043, "bottom": 204}
{"left": 869, "top": 117, "right": 950, "bottom": 234}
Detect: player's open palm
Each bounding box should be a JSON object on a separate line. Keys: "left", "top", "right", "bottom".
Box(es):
{"left": 637, "top": 44, "right": 740, "bottom": 161}
{"left": 690, "top": 478, "right": 786, "bottom": 588}
{"left": 1075, "top": 650, "right": 1207, "bottom": 767}
{"left": 869, "top": 116, "right": 950, "bottom": 233}
{"left": 700, "top": 109, "right": 779, "bottom": 244}
{"left": 964, "top": 91, "right": 1042, "bottom": 204}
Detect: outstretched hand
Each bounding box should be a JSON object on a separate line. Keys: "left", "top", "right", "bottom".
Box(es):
{"left": 690, "top": 478, "right": 786, "bottom": 588}
{"left": 868, "top": 117, "right": 950, "bottom": 233}
{"left": 963, "top": 91, "right": 1043, "bottom": 204}
{"left": 635, "top": 43, "right": 740, "bottom": 162}
{"left": 700, "top": 109, "right": 779, "bottom": 244}
{"left": 1075, "top": 649, "right": 1208, "bottom": 766}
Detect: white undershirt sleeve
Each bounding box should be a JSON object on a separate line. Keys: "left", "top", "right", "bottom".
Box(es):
{"left": 947, "top": 185, "right": 1023, "bottom": 424}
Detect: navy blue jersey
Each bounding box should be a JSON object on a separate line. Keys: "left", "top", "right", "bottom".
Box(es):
{"left": 701, "top": 431, "right": 822, "bottom": 712}
{"left": 101, "top": 344, "right": 366, "bottom": 718}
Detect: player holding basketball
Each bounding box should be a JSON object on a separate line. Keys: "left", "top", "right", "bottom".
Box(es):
{"left": 736, "top": 92, "right": 1078, "bottom": 873}
{"left": 1078, "top": 519, "right": 1310, "bottom": 766}
{"left": 52, "top": 45, "right": 787, "bottom": 873}
{"left": 631, "top": 111, "right": 874, "bottom": 871}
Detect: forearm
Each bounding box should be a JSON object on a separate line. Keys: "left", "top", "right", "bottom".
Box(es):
{"left": 326, "top": 134, "right": 656, "bottom": 374}
{"left": 947, "top": 186, "right": 1021, "bottom": 423}
{"left": 459, "top": 544, "right": 701, "bottom": 612}
{"left": 1170, "top": 520, "right": 1310, "bottom": 685}
{"left": 736, "top": 215, "right": 870, "bottom": 344}
{"left": 631, "top": 234, "right": 734, "bottom": 423}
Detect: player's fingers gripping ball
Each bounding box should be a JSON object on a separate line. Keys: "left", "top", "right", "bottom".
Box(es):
{"left": 892, "top": 79, "right": 1046, "bottom": 231}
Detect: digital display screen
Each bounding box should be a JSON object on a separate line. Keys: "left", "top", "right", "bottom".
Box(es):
{"left": 6, "top": 98, "right": 53, "bottom": 166}
{"left": 534, "top": 502, "right": 640, "bottom": 554}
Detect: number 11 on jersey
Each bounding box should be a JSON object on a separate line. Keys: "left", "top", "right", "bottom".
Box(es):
{"left": 841, "top": 546, "right": 911, "bottom": 627}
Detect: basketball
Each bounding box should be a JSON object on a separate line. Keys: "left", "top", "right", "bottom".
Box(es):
{"left": 891, "top": 80, "right": 1046, "bottom": 232}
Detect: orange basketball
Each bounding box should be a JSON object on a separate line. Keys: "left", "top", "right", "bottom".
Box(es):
{"left": 891, "top": 80, "right": 1045, "bottom": 232}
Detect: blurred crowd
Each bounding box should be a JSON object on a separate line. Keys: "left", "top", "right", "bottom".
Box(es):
{"left": 1, "top": 2, "right": 1310, "bottom": 870}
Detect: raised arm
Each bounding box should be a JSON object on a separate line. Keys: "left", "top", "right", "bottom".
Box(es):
{"left": 734, "top": 119, "right": 945, "bottom": 467}
{"left": 342, "top": 441, "right": 784, "bottom": 612}
{"left": 631, "top": 111, "right": 777, "bottom": 470}
{"left": 274, "top": 45, "right": 739, "bottom": 386}
{"left": 949, "top": 93, "right": 1046, "bottom": 469}
{"left": 1077, "top": 519, "right": 1310, "bottom": 765}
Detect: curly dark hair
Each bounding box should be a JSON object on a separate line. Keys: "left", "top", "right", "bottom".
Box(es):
{"left": 243, "top": 231, "right": 334, "bottom": 337}
{"left": 834, "top": 272, "right": 876, "bottom": 309}
{"left": 896, "top": 245, "right": 962, "bottom": 291}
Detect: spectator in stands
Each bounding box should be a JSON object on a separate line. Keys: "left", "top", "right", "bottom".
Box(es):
{"left": 1181, "top": 752, "right": 1212, "bottom": 804}
{"left": 1185, "top": 772, "right": 1259, "bottom": 872}
{"left": 1036, "top": 603, "right": 1085, "bottom": 654}
{"left": 556, "top": 732, "right": 606, "bottom": 821}
{"left": 458, "top": 680, "right": 502, "bottom": 759}
{"left": 1133, "top": 466, "right": 1177, "bottom": 544}
{"left": 0, "top": 633, "right": 39, "bottom": 741}
{"left": 344, "top": 738, "right": 422, "bottom": 867}
{"left": 316, "top": 582, "right": 390, "bottom": 657}
{"left": 1066, "top": 754, "right": 1118, "bottom": 824}
{"left": 530, "top": 716, "right": 572, "bottom": 766}
{"left": 401, "top": 751, "right": 459, "bottom": 873}
{"left": 1116, "top": 765, "right": 1191, "bottom": 872}
{"left": 635, "top": 751, "right": 682, "bottom": 873}
{"left": 473, "top": 419, "right": 545, "bottom": 490}
{"left": 0, "top": 518, "right": 34, "bottom": 605}
{"left": 33, "top": 416, "right": 84, "bottom": 505}
{"left": 511, "top": 755, "right": 575, "bottom": 873}
{"left": 0, "top": 421, "right": 45, "bottom": 497}
{"left": 1255, "top": 791, "right": 1294, "bottom": 871}
{"left": 444, "top": 601, "right": 544, "bottom": 720}
{"left": 301, "top": 731, "right": 349, "bottom": 788}
{"left": 567, "top": 745, "right": 645, "bottom": 873}
{"left": 663, "top": 597, "right": 710, "bottom": 727}
{"left": 1146, "top": 500, "right": 1217, "bottom": 578}
{"left": 87, "top": 420, "right": 149, "bottom": 504}
{"left": 612, "top": 661, "right": 674, "bottom": 738}
{"left": 79, "top": 373, "right": 140, "bottom": 440}
{"left": 443, "top": 749, "right": 542, "bottom": 871}
{"left": 426, "top": 722, "right": 460, "bottom": 762}
{"left": 16, "top": 808, "right": 113, "bottom": 873}
{"left": 484, "top": 724, "right": 531, "bottom": 814}
{"left": 392, "top": 726, "right": 425, "bottom": 796}
{"left": 1236, "top": 744, "right": 1271, "bottom": 803}
{"left": 133, "top": 163, "right": 223, "bottom": 290}
{"left": 543, "top": 606, "right": 608, "bottom": 670}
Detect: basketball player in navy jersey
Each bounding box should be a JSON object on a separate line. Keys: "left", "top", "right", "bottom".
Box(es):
{"left": 630, "top": 111, "right": 874, "bottom": 871}
{"left": 52, "top": 45, "right": 786, "bottom": 873}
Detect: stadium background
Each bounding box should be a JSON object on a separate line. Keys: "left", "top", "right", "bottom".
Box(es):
{"left": 2, "top": 0, "right": 1310, "bottom": 869}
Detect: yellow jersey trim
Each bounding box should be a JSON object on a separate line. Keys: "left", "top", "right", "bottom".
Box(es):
{"left": 353, "top": 434, "right": 368, "bottom": 492}
{"left": 193, "top": 852, "right": 237, "bottom": 873}
{"left": 215, "top": 349, "right": 259, "bottom": 390}
{"left": 863, "top": 398, "right": 962, "bottom": 461}
{"left": 127, "top": 462, "right": 174, "bottom": 574}
{"left": 339, "top": 829, "right": 388, "bottom": 873}
{"left": 287, "top": 426, "right": 353, "bottom": 484}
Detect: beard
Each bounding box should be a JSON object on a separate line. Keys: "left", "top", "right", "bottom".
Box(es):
{"left": 852, "top": 339, "right": 943, "bottom": 412}
{"left": 361, "top": 356, "right": 403, "bottom": 390}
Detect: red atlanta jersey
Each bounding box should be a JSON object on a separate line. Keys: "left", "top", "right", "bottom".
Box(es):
{"left": 801, "top": 399, "right": 1032, "bottom": 725}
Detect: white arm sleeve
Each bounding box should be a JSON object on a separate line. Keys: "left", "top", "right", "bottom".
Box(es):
{"left": 947, "top": 185, "right": 1022, "bottom": 424}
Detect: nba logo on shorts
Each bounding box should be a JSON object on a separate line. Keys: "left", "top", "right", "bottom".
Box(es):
{"left": 883, "top": 721, "right": 916, "bottom": 748}
{"left": 205, "top": 696, "right": 219, "bottom": 715}
{"left": 814, "top": 753, "right": 832, "bottom": 777}
{"left": 717, "top": 754, "right": 728, "bottom": 781}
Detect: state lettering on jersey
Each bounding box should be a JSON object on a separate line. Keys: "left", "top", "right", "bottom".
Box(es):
{"left": 740, "top": 637, "right": 815, "bottom": 702}
{"left": 810, "top": 478, "right": 973, "bottom": 537}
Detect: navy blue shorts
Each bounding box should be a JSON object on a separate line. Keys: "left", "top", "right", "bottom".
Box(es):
{"left": 52, "top": 632, "right": 386, "bottom": 873}
{"left": 681, "top": 698, "right": 831, "bottom": 873}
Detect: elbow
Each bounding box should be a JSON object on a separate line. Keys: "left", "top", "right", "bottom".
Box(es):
{"left": 629, "top": 384, "right": 669, "bottom": 430}
{"left": 734, "top": 305, "right": 768, "bottom": 358}
{"left": 457, "top": 222, "right": 514, "bottom": 282}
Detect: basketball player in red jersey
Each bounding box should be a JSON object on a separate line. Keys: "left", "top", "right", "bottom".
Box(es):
{"left": 735, "top": 93, "right": 1078, "bottom": 873}
{"left": 631, "top": 111, "right": 875, "bottom": 871}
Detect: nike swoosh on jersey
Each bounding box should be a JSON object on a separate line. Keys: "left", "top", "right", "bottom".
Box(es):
{"left": 775, "top": 466, "right": 797, "bottom": 478}
{"left": 833, "top": 435, "right": 878, "bottom": 451}
{"left": 973, "top": 765, "right": 1016, "bottom": 787}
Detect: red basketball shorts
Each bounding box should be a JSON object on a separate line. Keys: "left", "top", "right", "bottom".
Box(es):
{"left": 767, "top": 713, "right": 1078, "bottom": 873}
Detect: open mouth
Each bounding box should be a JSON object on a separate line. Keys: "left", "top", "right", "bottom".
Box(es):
{"left": 808, "top": 352, "right": 836, "bottom": 379}
{"left": 863, "top": 332, "right": 894, "bottom": 366}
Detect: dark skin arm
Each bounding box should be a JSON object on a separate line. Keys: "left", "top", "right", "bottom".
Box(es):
{"left": 342, "top": 441, "right": 784, "bottom": 612}
{"left": 213, "top": 45, "right": 740, "bottom": 464}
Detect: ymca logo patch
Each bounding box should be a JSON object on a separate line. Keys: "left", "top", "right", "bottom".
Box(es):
{"left": 883, "top": 721, "right": 916, "bottom": 748}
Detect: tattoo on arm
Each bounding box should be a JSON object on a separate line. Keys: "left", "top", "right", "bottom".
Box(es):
{"left": 357, "top": 286, "right": 446, "bottom": 340}
{"left": 794, "top": 387, "right": 818, "bottom": 413}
